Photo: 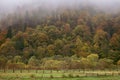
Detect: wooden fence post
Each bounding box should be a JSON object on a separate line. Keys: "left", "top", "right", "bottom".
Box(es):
{"left": 105, "top": 72, "right": 107, "bottom": 76}
{"left": 43, "top": 69, "right": 44, "bottom": 74}
{"left": 85, "top": 73, "right": 87, "bottom": 77}
{"left": 36, "top": 68, "right": 38, "bottom": 73}
{"left": 97, "top": 73, "right": 99, "bottom": 76}
{"left": 118, "top": 72, "right": 120, "bottom": 75}
{"left": 51, "top": 69, "right": 52, "bottom": 73}
{"left": 28, "top": 68, "right": 30, "bottom": 73}
{"left": 20, "top": 68, "right": 22, "bottom": 73}
{"left": 4, "top": 68, "right": 6, "bottom": 73}
{"left": 13, "top": 67, "right": 15, "bottom": 73}
{"left": 112, "top": 72, "right": 114, "bottom": 76}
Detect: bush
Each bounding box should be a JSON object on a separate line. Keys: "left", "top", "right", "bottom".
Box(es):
{"left": 16, "top": 74, "right": 19, "bottom": 79}
{"left": 75, "top": 75, "right": 80, "bottom": 78}
{"left": 97, "top": 58, "right": 114, "bottom": 69}
{"left": 62, "top": 74, "right": 67, "bottom": 78}
{"left": 30, "top": 74, "right": 36, "bottom": 78}
{"left": 68, "top": 74, "right": 74, "bottom": 78}
{"left": 50, "top": 75, "right": 54, "bottom": 78}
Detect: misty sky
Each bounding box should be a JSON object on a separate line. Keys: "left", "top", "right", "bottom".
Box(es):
{"left": 0, "top": 0, "right": 120, "bottom": 16}
{"left": 1, "top": 0, "right": 120, "bottom": 8}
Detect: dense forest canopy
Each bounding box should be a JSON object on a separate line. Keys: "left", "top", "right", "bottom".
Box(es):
{"left": 0, "top": 0, "right": 120, "bottom": 69}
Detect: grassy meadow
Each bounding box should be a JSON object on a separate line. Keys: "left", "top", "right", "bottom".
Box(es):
{"left": 0, "top": 70, "right": 120, "bottom": 80}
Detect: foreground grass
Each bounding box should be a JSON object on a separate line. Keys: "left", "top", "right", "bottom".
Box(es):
{"left": 0, "top": 70, "right": 120, "bottom": 80}
{"left": 0, "top": 76, "right": 120, "bottom": 80}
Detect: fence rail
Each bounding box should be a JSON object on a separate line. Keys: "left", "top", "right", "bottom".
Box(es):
{"left": 0, "top": 69, "right": 120, "bottom": 77}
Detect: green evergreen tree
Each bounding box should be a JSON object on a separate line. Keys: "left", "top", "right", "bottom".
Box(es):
{"left": 6, "top": 26, "right": 12, "bottom": 38}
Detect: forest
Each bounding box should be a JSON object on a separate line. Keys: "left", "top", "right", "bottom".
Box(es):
{"left": 0, "top": 0, "right": 120, "bottom": 70}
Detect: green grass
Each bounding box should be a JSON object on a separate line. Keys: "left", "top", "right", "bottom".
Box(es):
{"left": 0, "top": 76, "right": 120, "bottom": 80}
{"left": 0, "top": 70, "right": 120, "bottom": 80}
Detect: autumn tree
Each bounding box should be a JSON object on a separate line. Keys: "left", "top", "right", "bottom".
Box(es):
{"left": 74, "top": 36, "right": 90, "bottom": 57}
{"left": 87, "top": 54, "right": 99, "bottom": 69}
{"left": 0, "top": 39, "right": 16, "bottom": 57}
{"left": 28, "top": 56, "right": 39, "bottom": 67}
{"left": 13, "top": 56, "right": 22, "bottom": 63}
{"left": 23, "top": 47, "right": 35, "bottom": 63}
{"left": 54, "top": 39, "right": 64, "bottom": 55}
{"left": 46, "top": 44, "right": 55, "bottom": 57}
{"left": 117, "top": 60, "right": 120, "bottom": 66}
{"left": 110, "top": 31, "right": 120, "bottom": 51}
{"left": 0, "top": 30, "right": 7, "bottom": 45}
{"left": 73, "top": 25, "right": 91, "bottom": 41}
{"left": 35, "top": 46, "right": 46, "bottom": 59}
{"left": 63, "top": 23, "right": 71, "bottom": 34}
{"left": 109, "top": 32, "right": 120, "bottom": 63}
{"left": 0, "top": 55, "right": 7, "bottom": 68}
{"left": 97, "top": 58, "right": 114, "bottom": 69}
{"left": 93, "top": 29, "right": 109, "bottom": 58}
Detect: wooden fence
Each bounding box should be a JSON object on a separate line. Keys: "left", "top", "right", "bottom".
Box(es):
{"left": 0, "top": 69, "right": 120, "bottom": 77}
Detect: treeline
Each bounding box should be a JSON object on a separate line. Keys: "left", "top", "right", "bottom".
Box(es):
{"left": 0, "top": 54, "right": 120, "bottom": 70}
{"left": 0, "top": 6, "right": 120, "bottom": 69}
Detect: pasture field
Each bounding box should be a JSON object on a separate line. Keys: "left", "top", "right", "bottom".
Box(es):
{"left": 0, "top": 70, "right": 120, "bottom": 80}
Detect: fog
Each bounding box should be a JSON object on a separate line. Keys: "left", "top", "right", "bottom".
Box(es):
{"left": 0, "top": 0, "right": 120, "bottom": 19}
{"left": 1, "top": 0, "right": 120, "bottom": 8}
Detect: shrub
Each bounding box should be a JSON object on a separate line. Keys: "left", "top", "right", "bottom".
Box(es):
{"left": 68, "top": 74, "right": 74, "bottom": 78}
{"left": 75, "top": 75, "right": 80, "bottom": 78}
{"left": 16, "top": 74, "right": 19, "bottom": 79}
{"left": 30, "top": 74, "right": 36, "bottom": 78}
{"left": 50, "top": 75, "right": 54, "bottom": 78}
{"left": 62, "top": 74, "right": 67, "bottom": 78}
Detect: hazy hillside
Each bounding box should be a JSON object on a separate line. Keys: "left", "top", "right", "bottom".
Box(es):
{"left": 0, "top": 0, "right": 120, "bottom": 69}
